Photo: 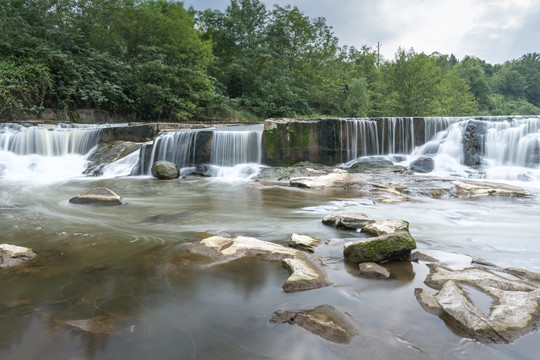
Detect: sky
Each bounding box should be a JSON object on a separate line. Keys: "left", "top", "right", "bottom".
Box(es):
{"left": 186, "top": 0, "right": 540, "bottom": 64}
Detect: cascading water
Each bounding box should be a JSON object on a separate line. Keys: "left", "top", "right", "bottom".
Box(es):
{"left": 0, "top": 123, "right": 104, "bottom": 182}
{"left": 131, "top": 125, "right": 264, "bottom": 178}
{"left": 341, "top": 116, "right": 540, "bottom": 181}
{"left": 0, "top": 123, "right": 102, "bottom": 156}
{"left": 340, "top": 119, "right": 379, "bottom": 161}
{"left": 130, "top": 129, "right": 203, "bottom": 176}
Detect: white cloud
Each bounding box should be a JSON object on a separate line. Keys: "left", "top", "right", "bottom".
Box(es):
{"left": 187, "top": 0, "right": 540, "bottom": 64}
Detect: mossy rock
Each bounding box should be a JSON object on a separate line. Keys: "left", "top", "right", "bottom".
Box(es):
{"left": 344, "top": 231, "right": 416, "bottom": 263}
{"left": 151, "top": 161, "right": 180, "bottom": 180}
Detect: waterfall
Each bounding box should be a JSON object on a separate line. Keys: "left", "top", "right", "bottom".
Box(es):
{"left": 340, "top": 119, "right": 379, "bottom": 161}
{"left": 339, "top": 116, "right": 540, "bottom": 180}
{"left": 131, "top": 125, "right": 264, "bottom": 177}
{"left": 131, "top": 129, "right": 202, "bottom": 176}
{"left": 210, "top": 126, "right": 263, "bottom": 166}
{"left": 0, "top": 123, "right": 102, "bottom": 156}
{"left": 0, "top": 123, "right": 106, "bottom": 182}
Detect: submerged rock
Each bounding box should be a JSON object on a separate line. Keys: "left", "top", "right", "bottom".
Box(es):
{"left": 190, "top": 236, "right": 331, "bottom": 292}
{"left": 358, "top": 262, "right": 390, "bottom": 279}
{"left": 361, "top": 219, "right": 409, "bottom": 236}
{"left": 322, "top": 213, "right": 375, "bottom": 230}
{"left": 416, "top": 264, "right": 540, "bottom": 343}
{"left": 343, "top": 231, "right": 417, "bottom": 264}
{"left": 151, "top": 160, "right": 180, "bottom": 180}
{"left": 289, "top": 233, "right": 321, "bottom": 253}
{"left": 270, "top": 304, "right": 358, "bottom": 344}
{"left": 0, "top": 244, "right": 37, "bottom": 268}
{"left": 69, "top": 187, "right": 124, "bottom": 206}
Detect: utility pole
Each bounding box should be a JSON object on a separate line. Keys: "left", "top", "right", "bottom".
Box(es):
{"left": 377, "top": 41, "right": 382, "bottom": 67}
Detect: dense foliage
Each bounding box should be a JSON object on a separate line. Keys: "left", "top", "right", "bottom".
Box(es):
{"left": 1, "top": 0, "right": 539, "bottom": 121}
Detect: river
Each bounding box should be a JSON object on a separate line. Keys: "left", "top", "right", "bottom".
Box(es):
{"left": 0, "top": 120, "right": 539, "bottom": 359}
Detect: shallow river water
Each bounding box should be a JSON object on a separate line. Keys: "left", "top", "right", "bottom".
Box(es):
{"left": 1, "top": 173, "right": 539, "bottom": 360}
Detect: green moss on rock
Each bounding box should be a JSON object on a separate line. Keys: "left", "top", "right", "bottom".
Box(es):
{"left": 343, "top": 231, "right": 417, "bottom": 263}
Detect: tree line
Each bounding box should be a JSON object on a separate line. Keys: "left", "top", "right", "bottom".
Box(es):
{"left": 1, "top": 0, "right": 539, "bottom": 122}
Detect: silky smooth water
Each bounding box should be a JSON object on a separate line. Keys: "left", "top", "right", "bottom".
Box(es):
{"left": 1, "top": 175, "right": 539, "bottom": 360}
{"left": 1, "top": 120, "right": 540, "bottom": 359}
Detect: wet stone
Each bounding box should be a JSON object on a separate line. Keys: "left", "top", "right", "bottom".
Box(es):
{"left": 69, "top": 187, "right": 124, "bottom": 206}
{"left": 322, "top": 213, "right": 375, "bottom": 231}
{"left": 151, "top": 160, "right": 180, "bottom": 180}
{"left": 361, "top": 219, "right": 409, "bottom": 236}
{"left": 344, "top": 231, "right": 417, "bottom": 264}
{"left": 270, "top": 305, "right": 358, "bottom": 344}
{"left": 0, "top": 244, "right": 37, "bottom": 268}
{"left": 358, "top": 262, "right": 390, "bottom": 279}
{"left": 190, "top": 236, "right": 332, "bottom": 292}
{"left": 289, "top": 233, "right": 321, "bottom": 253}
{"left": 416, "top": 264, "right": 540, "bottom": 343}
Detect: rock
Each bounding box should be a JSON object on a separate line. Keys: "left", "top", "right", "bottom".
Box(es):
{"left": 190, "top": 236, "right": 331, "bottom": 292}
{"left": 358, "top": 262, "right": 390, "bottom": 278}
{"left": 409, "top": 156, "right": 435, "bottom": 173}
{"left": 289, "top": 233, "right": 320, "bottom": 252}
{"left": 151, "top": 160, "right": 180, "bottom": 180}
{"left": 322, "top": 213, "right": 375, "bottom": 230}
{"left": 463, "top": 120, "right": 487, "bottom": 166}
{"left": 343, "top": 231, "right": 417, "bottom": 264}
{"left": 290, "top": 169, "right": 352, "bottom": 188}
{"left": 69, "top": 187, "right": 124, "bottom": 206}
{"left": 505, "top": 267, "right": 540, "bottom": 284}
{"left": 258, "top": 166, "right": 326, "bottom": 181}
{"left": 282, "top": 257, "right": 332, "bottom": 292}
{"left": 270, "top": 305, "right": 358, "bottom": 344}
{"left": 361, "top": 219, "right": 409, "bottom": 236}
{"left": 451, "top": 180, "right": 527, "bottom": 197}
{"left": 416, "top": 264, "right": 540, "bottom": 343}
{"left": 0, "top": 244, "right": 37, "bottom": 268}
{"left": 409, "top": 251, "right": 439, "bottom": 263}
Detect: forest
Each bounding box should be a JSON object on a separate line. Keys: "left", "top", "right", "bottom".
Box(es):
{"left": 1, "top": 0, "right": 540, "bottom": 122}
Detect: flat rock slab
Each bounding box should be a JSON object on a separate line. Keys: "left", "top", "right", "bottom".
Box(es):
{"left": 190, "top": 236, "right": 331, "bottom": 292}
{"left": 416, "top": 264, "right": 540, "bottom": 343}
{"left": 451, "top": 180, "right": 528, "bottom": 197}
{"left": 271, "top": 304, "right": 358, "bottom": 344}
{"left": 290, "top": 170, "right": 352, "bottom": 188}
{"left": 69, "top": 187, "right": 124, "bottom": 206}
{"left": 361, "top": 219, "right": 409, "bottom": 236}
{"left": 344, "top": 231, "right": 417, "bottom": 263}
{"left": 0, "top": 244, "right": 37, "bottom": 268}
{"left": 358, "top": 262, "right": 390, "bottom": 278}
{"left": 289, "top": 233, "right": 321, "bottom": 253}
{"left": 322, "top": 213, "right": 375, "bottom": 230}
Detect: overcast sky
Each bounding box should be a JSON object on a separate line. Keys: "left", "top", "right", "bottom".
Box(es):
{"left": 186, "top": 0, "right": 540, "bottom": 64}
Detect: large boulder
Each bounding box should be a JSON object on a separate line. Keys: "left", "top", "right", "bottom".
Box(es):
{"left": 151, "top": 160, "right": 180, "bottom": 180}
{"left": 270, "top": 304, "right": 358, "bottom": 344}
{"left": 415, "top": 264, "right": 540, "bottom": 343}
{"left": 322, "top": 213, "right": 375, "bottom": 230}
{"left": 69, "top": 187, "right": 124, "bottom": 206}
{"left": 343, "top": 231, "right": 417, "bottom": 263}
{"left": 0, "top": 244, "right": 37, "bottom": 268}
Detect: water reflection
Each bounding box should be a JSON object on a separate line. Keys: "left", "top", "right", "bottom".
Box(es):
{"left": 1, "top": 177, "right": 539, "bottom": 359}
